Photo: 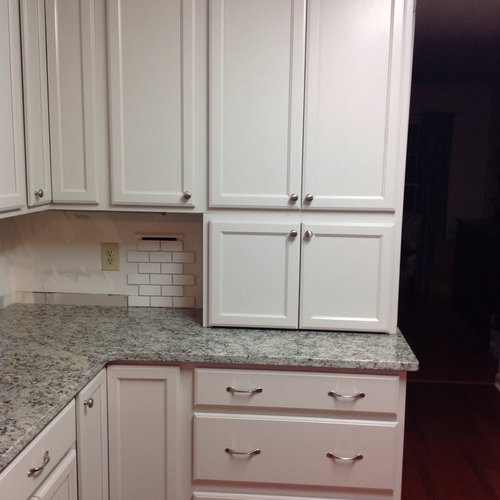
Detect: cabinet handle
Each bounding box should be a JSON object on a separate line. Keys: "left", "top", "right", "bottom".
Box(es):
{"left": 304, "top": 193, "right": 314, "bottom": 202}
{"left": 226, "top": 386, "right": 263, "bottom": 395}
{"left": 182, "top": 191, "right": 192, "bottom": 199}
{"left": 83, "top": 397, "right": 94, "bottom": 408}
{"left": 225, "top": 448, "right": 261, "bottom": 456}
{"left": 27, "top": 451, "right": 50, "bottom": 477}
{"left": 304, "top": 230, "right": 314, "bottom": 239}
{"left": 326, "top": 451, "right": 363, "bottom": 462}
{"left": 289, "top": 193, "right": 299, "bottom": 202}
{"left": 327, "top": 391, "right": 365, "bottom": 400}
{"left": 289, "top": 230, "right": 298, "bottom": 238}
{"left": 34, "top": 189, "right": 44, "bottom": 198}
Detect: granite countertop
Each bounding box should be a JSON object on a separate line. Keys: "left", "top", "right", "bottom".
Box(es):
{"left": 0, "top": 303, "right": 418, "bottom": 473}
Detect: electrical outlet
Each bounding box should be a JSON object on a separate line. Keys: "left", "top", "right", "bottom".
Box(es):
{"left": 101, "top": 243, "right": 120, "bottom": 271}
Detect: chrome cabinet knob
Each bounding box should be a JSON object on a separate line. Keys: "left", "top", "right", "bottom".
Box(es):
{"left": 182, "top": 191, "right": 192, "bottom": 200}
{"left": 34, "top": 189, "right": 44, "bottom": 198}
{"left": 304, "top": 193, "right": 314, "bottom": 202}
{"left": 304, "top": 230, "right": 313, "bottom": 239}
{"left": 83, "top": 398, "right": 94, "bottom": 408}
{"left": 289, "top": 230, "right": 298, "bottom": 238}
{"left": 289, "top": 193, "right": 299, "bottom": 202}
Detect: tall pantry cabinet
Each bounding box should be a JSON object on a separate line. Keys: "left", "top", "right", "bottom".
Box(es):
{"left": 206, "top": 0, "right": 415, "bottom": 333}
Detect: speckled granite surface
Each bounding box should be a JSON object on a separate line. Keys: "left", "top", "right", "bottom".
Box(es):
{"left": 0, "top": 303, "right": 418, "bottom": 473}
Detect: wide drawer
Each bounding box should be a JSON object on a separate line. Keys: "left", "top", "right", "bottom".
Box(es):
{"left": 194, "top": 369, "right": 401, "bottom": 414}
{"left": 193, "top": 413, "right": 398, "bottom": 490}
{"left": 0, "top": 400, "right": 76, "bottom": 500}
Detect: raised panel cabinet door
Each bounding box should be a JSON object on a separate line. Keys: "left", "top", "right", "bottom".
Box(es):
{"left": 0, "top": 0, "right": 26, "bottom": 213}
{"left": 107, "top": 365, "right": 180, "bottom": 500}
{"left": 209, "top": 0, "right": 305, "bottom": 209}
{"left": 108, "top": 0, "right": 198, "bottom": 207}
{"left": 30, "top": 450, "right": 78, "bottom": 500}
{"left": 76, "top": 369, "right": 108, "bottom": 500}
{"left": 302, "top": 0, "right": 412, "bottom": 210}
{"left": 299, "top": 223, "right": 396, "bottom": 332}
{"left": 20, "top": 0, "right": 52, "bottom": 207}
{"left": 45, "top": 0, "right": 99, "bottom": 204}
{"left": 208, "top": 221, "right": 300, "bottom": 328}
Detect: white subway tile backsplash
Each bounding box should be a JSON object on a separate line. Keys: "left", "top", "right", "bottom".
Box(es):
{"left": 161, "top": 285, "right": 184, "bottom": 297}
{"left": 150, "top": 296, "right": 173, "bottom": 308}
{"left": 172, "top": 252, "right": 195, "bottom": 263}
{"left": 137, "top": 240, "right": 161, "bottom": 251}
{"left": 173, "top": 296, "right": 195, "bottom": 308}
{"left": 127, "top": 251, "right": 149, "bottom": 263}
{"left": 127, "top": 273, "right": 150, "bottom": 285}
{"left": 128, "top": 296, "right": 150, "bottom": 307}
{"left": 161, "top": 263, "right": 184, "bottom": 274}
{"left": 150, "top": 274, "right": 173, "bottom": 285}
{"left": 161, "top": 240, "right": 183, "bottom": 252}
{"left": 149, "top": 251, "right": 172, "bottom": 263}
{"left": 172, "top": 274, "right": 195, "bottom": 286}
{"left": 139, "top": 285, "right": 162, "bottom": 296}
{"left": 138, "top": 262, "right": 161, "bottom": 274}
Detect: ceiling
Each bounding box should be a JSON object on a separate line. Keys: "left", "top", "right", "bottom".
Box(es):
{"left": 412, "top": 0, "right": 500, "bottom": 84}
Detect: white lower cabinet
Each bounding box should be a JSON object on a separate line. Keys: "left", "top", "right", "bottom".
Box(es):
{"left": 107, "top": 365, "right": 181, "bottom": 500}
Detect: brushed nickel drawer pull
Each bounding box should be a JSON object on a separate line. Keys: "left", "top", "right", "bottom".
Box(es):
{"left": 226, "top": 386, "right": 263, "bottom": 395}
{"left": 27, "top": 450, "right": 50, "bottom": 477}
{"left": 225, "top": 447, "right": 261, "bottom": 456}
{"left": 326, "top": 451, "right": 363, "bottom": 462}
{"left": 328, "top": 390, "right": 365, "bottom": 400}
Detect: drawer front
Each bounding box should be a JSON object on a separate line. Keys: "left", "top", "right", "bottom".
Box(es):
{"left": 193, "top": 493, "right": 348, "bottom": 500}
{"left": 0, "top": 400, "right": 76, "bottom": 500}
{"left": 195, "top": 369, "right": 401, "bottom": 414}
{"left": 193, "top": 413, "right": 398, "bottom": 490}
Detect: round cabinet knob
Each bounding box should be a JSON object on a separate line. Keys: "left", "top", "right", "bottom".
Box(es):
{"left": 34, "top": 189, "right": 44, "bottom": 198}
{"left": 304, "top": 230, "right": 314, "bottom": 239}
{"left": 289, "top": 193, "right": 299, "bottom": 202}
{"left": 289, "top": 230, "right": 298, "bottom": 238}
{"left": 83, "top": 398, "right": 94, "bottom": 408}
{"left": 304, "top": 193, "right": 314, "bottom": 202}
{"left": 182, "top": 191, "right": 192, "bottom": 200}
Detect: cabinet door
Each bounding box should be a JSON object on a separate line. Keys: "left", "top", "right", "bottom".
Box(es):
{"left": 108, "top": 0, "right": 198, "bottom": 207}
{"left": 0, "top": 0, "right": 26, "bottom": 213}
{"left": 209, "top": 0, "right": 305, "bottom": 209}
{"left": 107, "top": 365, "right": 180, "bottom": 500}
{"left": 20, "top": 0, "right": 52, "bottom": 207}
{"left": 30, "top": 450, "right": 78, "bottom": 500}
{"left": 300, "top": 223, "right": 396, "bottom": 332}
{"left": 208, "top": 221, "right": 300, "bottom": 328}
{"left": 76, "top": 369, "right": 108, "bottom": 500}
{"left": 303, "top": 0, "right": 407, "bottom": 210}
{"left": 45, "top": 0, "right": 99, "bottom": 204}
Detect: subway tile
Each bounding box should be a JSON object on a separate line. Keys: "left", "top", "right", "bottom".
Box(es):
{"left": 138, "top": 262, "right": 161, "bottom": 274}
{"left": 150, "top": 296, "right": 173, "bottom": 308}
{"left": 127, "top": 273, "right": 150, "bottom": 285}
{"left": 150, "top": 274, "right": 173, "bottom": 285}
{"left": 161, "top": 263, "right": 184, "bottom": 274}
{"left": 161, "top": 240, "right": 183, "bottom": 252}
{"left": 139, "top": 285, "right": 162, "bottom": 296}
{"left": 172, "top": 274, "right": 195, "bottom": 286}
{"left": 173, "top": 296, "right": 195, "bottom": 308}
{"left": 161, "top": 285, "right": 184, "bottom": 297}
{"left": 128, "top": 296, "right": 150, "bottom": 307}
{"left": 149, "top": 251, "right": 172, "bottom": 263}
{"left": 172, "top": 252, "right": 195, "bottom": 263}
{"left": 137, "top": 240, "right": 161, "bottom": 251}
{"left": 127, "top": 251, "right": 149, "bottom": 263}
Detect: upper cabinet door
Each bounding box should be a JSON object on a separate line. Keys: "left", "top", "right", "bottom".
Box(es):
{"left": 108, "top": 0, "right": 199, "bottom": 207}
{"left": 45, "top": 0, "right": 99, "bottom": 204}
{"left": 0, "top": 0, "right": 26, "bottom": 213}
{"left": 20, "top": 0, "right": 52, "bottom": 207}
{"left": 303, "top": 0, "right": 406, "bottom": 211}
{"left": 209, "top": 0, "right": 306, "bottom": 209}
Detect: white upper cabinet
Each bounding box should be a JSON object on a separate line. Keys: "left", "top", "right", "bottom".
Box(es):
{"left": 209, "top": 0, "right": 306, "bottom": 209}
{"left": 108, "top": 0, "right": 202, "bottom": 208}
{"left": 20, "top": 0, "right": 52, "bottom": 207}
{"left": 0, "top": 0, "right": 26, "bottom": 213}
{"left": 45, "top": 0, "right": 99, "bottom": 204}
{"left": 302, "top": 0, "right": 406, "bottom": 211}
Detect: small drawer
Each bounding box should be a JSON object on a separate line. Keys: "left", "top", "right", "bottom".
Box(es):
{"left": 194, "top": 368, "right": 401, "bottom": 414}
{"left": 193, "top": 413, "right": 399, "bottom": 490}
{"left": 0, "top": 400, "right": 76, "bottom": 500}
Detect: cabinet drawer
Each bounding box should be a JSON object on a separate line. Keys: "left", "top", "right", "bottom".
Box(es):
{"left": 193, "top": 413, "right": 398, "bottom": 490}
{"left": 0, "top": 400, "right": 76, "bottom": 500}
{"left": 194, "top": 369, "right": 401, "bottom": 414}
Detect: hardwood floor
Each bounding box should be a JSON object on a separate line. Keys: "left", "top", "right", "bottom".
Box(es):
{"left": 399, "top": 294, "right": 500, "bottom": 499}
